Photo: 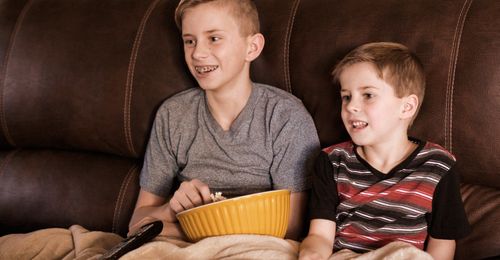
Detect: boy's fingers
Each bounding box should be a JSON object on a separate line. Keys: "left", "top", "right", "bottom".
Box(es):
{"left": 171, "top": 189, "right": 195, "bottom": 212}
{"left": 168, "top": 197, "right": 183, "bottom": 213}
{"left": 190, "top": 179, "right": 212, "bottom": 204}
{"left": 180, "top": 181, "right": 203, "bottom": 207}
{"left": 170, "top": 179, "right": 212, "bottom": 214}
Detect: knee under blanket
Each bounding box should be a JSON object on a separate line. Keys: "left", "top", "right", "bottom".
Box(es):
{"left": 0, "top": 225, "right": 432, "bottom": 260}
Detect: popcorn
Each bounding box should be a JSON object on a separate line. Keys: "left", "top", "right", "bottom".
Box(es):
{"left": 210, "top": 192, "right": 226, "bottom": 202}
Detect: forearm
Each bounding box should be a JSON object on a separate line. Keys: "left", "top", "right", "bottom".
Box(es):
{"left": 129, "top": 206, "right": 161, "bottom": 233}
{"left": 299, "top": 234, "right": 333, "bottom": 260}
{"left": 299, "top": 219, "right": 336, "bottom": 260}
{"left": 426, "top": 237, "right": 455, "bottom": 260}
{"left": 129, "top": 203, "right": 175, "bottom": 225}
{"left": 128, "top": 190, "right": 179, "bottom": 236}
{"left": 129, "top": 183, "right": 212, "bottom": 239}
{"left": 128, "top": 203, "right": 188, "bottom": 238}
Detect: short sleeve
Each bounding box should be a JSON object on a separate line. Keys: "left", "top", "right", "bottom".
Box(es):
{"left": 428, "top": 167, "right": 471, "bottom": 239}
{"left": 309, "top": 151, "right": 339, "bottom": 221}
{"left": 269, "top": 103, "right": 320, "bottom": 192}
{"left": 139, "top": 104, "right": 178, "bottom": 197}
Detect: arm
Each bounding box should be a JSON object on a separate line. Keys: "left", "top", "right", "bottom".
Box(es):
{"left": 286, "top": 191, "right": 308, "bottom": 240}
{"left": 425, "top": 166, "right": 470, "bottom": 259}
{"left": 299, "top": 219, "right": 336, "bottom": 260}
{"left": 299, "top": 151, "right": 338, "bottom": 259}
{"left": 128, "top": 189, "right": 182, "bottom": 238}
{"left": 268, "top": 102, "right": 320, "bottom": 240}
{"left": 128, "top": 179, "right": 212, "bottom": 238}
{"left": 426, "top": 237, "right": 455, "bottom": 260}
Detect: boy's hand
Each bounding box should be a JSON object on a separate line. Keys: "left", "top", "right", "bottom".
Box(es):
{"left": 168, "top": 179, "right": 212, "bottom": 215}
{"left": 127, "top": 216, "right": 160, "bottom": 237}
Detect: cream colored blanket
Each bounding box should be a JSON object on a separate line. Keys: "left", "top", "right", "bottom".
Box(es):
{"left": 0, "top": 225, "right": 433, "bottom": 260}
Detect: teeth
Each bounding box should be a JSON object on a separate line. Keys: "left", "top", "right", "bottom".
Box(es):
{"left": 352, "top": 121, "right": 368, "bottom": 128}
{"left": 195, "top": 65, "right": 218, "bottom": 73}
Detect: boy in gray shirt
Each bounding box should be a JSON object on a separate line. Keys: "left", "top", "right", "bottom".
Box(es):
{"left": 129, "top": 0, "right": 320, "bottom": 240}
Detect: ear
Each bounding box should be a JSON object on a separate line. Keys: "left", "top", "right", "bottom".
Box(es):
{"left": 245, "top": 33, "right": 265, "bottom": 62}
{"left": 400, "top": 94, "right": 419, "bottom": 120}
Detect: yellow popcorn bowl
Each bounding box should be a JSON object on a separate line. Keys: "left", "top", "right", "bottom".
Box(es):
{"left": 176, "top": 189, "right": 291, "bottom": 242}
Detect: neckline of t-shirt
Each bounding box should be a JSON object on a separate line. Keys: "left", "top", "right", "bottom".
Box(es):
{"left": 353, "top": 137, "right": 425, "bottom": 179}
{"left": 202, "top": 83, "right": 260, "bottom": 138}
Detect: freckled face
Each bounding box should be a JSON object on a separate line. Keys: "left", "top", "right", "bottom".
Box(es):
{"left": 181, "top": 3, "right": 252, "bottom": 93}
{"left": 339, "top": 62, "right": 407, "bottom": 146}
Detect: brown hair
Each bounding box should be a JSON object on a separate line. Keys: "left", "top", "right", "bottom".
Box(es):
{"left": 332, "top": 42, "right": 426, "bottom": 118}
{"left": 174, "top": 0, "right": 260, "bottom": 36}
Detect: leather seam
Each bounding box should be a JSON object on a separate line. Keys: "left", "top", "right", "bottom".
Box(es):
{"left": 283, "top": 0, "right": 300, "bottom": 93}
{"left": 124, "top": 0, "right": 161, "bottom": 157}
{"left": 0, "top": 0, "right": 35, "bottom": 147}
{"left": 112, "top": 164, "right": 138, "bottom": 233}
{"left": 445, "top": 0, "right": 473, "bottom": 152}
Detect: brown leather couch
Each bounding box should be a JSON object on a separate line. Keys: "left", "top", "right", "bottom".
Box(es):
{"left": 1, "top": 0, "right": 498, "bottom": 259}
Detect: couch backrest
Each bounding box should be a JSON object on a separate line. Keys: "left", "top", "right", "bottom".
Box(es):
{"left": 252, "top": 0, "right": 500, "bottom": 191}
{"left": 0, "top": 0, "right": 499, "bottom": 245}
{"left": 0, "top": 0, "right": 186, "bottom": 235}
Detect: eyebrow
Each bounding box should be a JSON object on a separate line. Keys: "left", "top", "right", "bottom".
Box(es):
{"left": 341, "top": 85, "right": 378, "bottom": 92}
{"left": 182, "top": 29, "right": 225, "bottom": 38}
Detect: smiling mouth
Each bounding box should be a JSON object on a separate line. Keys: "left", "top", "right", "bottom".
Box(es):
{"left": 195, "top": 65, "right": 218, "bottom": 74}
{"left": 352, "top": 121, "right": 368, "bottom": 129}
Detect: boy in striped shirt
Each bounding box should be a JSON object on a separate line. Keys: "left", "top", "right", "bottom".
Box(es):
{"left": 299, "top": 42, "right": 470, "bottom": 260}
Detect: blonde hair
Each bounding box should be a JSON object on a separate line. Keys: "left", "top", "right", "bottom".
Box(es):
{"left": 332, "top": 42, "right": 426, "bottom": 119}
{"left": 174, "top": 0, "right": 260, "bottom": 36}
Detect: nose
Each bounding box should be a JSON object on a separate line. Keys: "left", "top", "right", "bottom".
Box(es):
{"left": 345, "top": 98, "right": 360, "bottom": 113}
{"left": 192, "top": 41, "right": 209, "bottom": 60}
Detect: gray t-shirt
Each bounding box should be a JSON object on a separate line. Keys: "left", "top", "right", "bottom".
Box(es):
{"left": 140, "top": 83, "right": 320, "bottom": 197}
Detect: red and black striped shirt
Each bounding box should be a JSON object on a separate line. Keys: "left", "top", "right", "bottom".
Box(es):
{"left": 309, "top": 139, "right": 470, "bottom": 252}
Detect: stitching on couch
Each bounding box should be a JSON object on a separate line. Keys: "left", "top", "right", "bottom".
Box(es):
{"left": 0, "top": 0, "right": 35, "bottom": 147}
{"left": 112, "top": 164, "right": 139, "bottom": 233}
{"left": 124, "top": 0, "right": 161, "bottom": 157}
{"left": 445, "top": 0, "right": 473, "bottom": 152}
{"left": 283, "top": 0, "right": 301, "bottom": 93}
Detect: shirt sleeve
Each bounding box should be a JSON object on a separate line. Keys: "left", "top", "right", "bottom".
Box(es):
{"left": 269, "top": 103, "right": 320, "bottom": 192}
{"left": 428, "top": 166, "right": 471, "bottom": 239}
{"left": 139, "top": 104, "right": 178, "bottom": 197}
{"left": 309, "top": 151, "right": 339, "bottom": 221}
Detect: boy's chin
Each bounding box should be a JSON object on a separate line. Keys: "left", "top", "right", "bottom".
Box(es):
{"left": 197, "top": 83, "right": 217, "bottom": 91}
{"left": 352, "top": 140, "right": 364, "bottom": 147}
{"left": 349, "top": 137, "right": 368, "bottom": 147}
{"left": 193, "top": 78, "right": 213, "bottom": 89}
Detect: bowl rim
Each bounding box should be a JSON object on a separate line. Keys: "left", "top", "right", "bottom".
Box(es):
{"left": 176, "top": 189, "right": 291, "bottom": 217}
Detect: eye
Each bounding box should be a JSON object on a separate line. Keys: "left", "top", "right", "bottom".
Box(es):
{"left": 210, "top": 36, "right": 221, "bottom": 42}
{"left": 363, "top": 93, "right": 374, "bottom": 99}
{"left": 341, "top": 95, "right": 351, "bottom": 102}
{"left": 183, "top": 39, "right": 195, "bottom": 46}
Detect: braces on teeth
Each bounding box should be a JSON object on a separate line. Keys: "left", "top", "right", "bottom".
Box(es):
{"left": 196, "top": 66, "right": 218, "bottom": 73}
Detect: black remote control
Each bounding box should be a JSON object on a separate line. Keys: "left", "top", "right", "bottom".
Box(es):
{"left": 101, "top": 220, "right": 163, "bottom": 260}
